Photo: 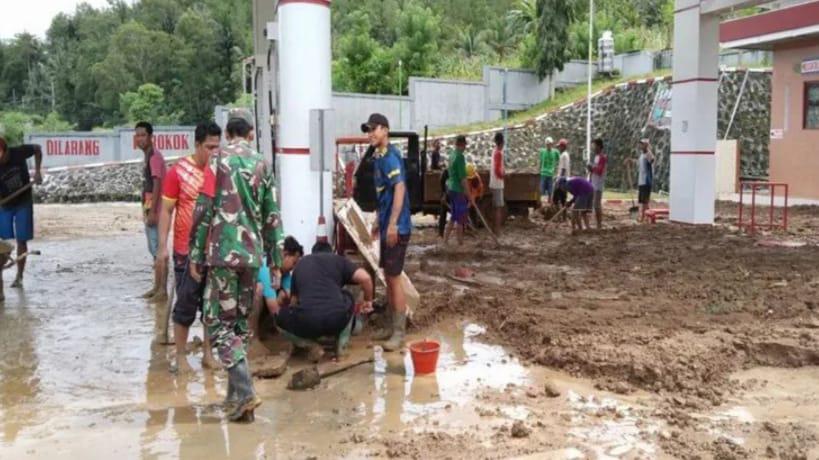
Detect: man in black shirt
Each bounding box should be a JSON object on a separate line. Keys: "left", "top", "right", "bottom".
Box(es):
{"left": 274, "top": 238, "right": 374, "bottom": 361}
{"left": 0, "top": 137, "right": 42, "bottom": 292}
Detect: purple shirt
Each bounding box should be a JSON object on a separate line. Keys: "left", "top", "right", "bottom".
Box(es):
{"left": 566, "top": 177, "right": 594, "bottom": 197}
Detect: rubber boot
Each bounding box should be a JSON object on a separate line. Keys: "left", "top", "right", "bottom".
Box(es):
{"left": 371, "top": 309, "right": 393, "bottom": 341}
{"left": 335, "top": 315, "right": 355, "bottom": 358}
{"left": 227, "top": 359, "right": 262, "bottom": 422}
{"left": 223, "top": 377, "right": 238, "bottom": 412}
{"left": 382, "top": 312, "right": 406, "bottom": 352}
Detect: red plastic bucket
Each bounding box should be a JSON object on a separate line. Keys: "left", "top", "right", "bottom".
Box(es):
{"left": 410, "top": 340, "right": 440, "bottom": 375}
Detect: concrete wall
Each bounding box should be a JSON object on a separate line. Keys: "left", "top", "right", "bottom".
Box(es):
{"left": 769, "top": 41, "right": 819, "bottom": 199}
{"left": 614, "top": 51, "right": 655, "bottom": 77}
{"left": 485, "top": 66, "right": 554, "bottom": 110}
{"left": 410, "top": 77, "right": 490, "bottom": 131}
{"left": 332, "top": 92, "right": 411, "bottom": 136}
{"left": 26, "top": 132, "right": 120, "bottom": 168}
{"left": 27, "top": 126, "right": 194, "bottom": 169}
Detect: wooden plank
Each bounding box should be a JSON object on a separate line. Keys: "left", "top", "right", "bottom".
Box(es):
{"left": 334, "top": 199, "right": 420, "bottom": 316}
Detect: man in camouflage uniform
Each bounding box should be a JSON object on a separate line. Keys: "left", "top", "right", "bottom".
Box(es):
{"left": 189, "top": 108, "right": 283, "bottom": 423}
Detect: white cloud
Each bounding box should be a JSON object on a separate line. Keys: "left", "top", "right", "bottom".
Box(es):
{"left": 1, "top": 0, "right": 119, "bottom": 40}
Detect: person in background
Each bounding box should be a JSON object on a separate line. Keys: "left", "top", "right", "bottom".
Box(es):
{"left": 136, "top": 121, "right": 168, "bottom": 302}
{"left": 443, "top": 135, "right": 473, "bottom": 246}
{"left": 0, "top": 137, "right": 42, "bottom": 296}
{"left": 538, "top": 136, "right": 560, "bottom": 203}
{"left": 489, "top": 132, "right": 506, "bottom": 235}
{"left": 553, "top": 139, "right": 571, "bottom": 211}
{"left": 637, "top": 139, "right": 655, "bottom": 223}
{"left": 587, "top": 138, "right": 608, "bottom": 230}
{"left": 437, "top": 163, "right": 449, "bottom": 238}
{"left": 430, "top": 139, "right": 442, "bottom": 171}
{"left": 556, "top": 177, "right": 594, "bottom": 233}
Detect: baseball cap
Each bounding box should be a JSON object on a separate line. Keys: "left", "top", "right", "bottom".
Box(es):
{"left": 228, "top": 108, "right": 254, "bottom": 126}
{"left": 545, "top": 136, "right": 554, "bottom": 144}
{"left": 361, "top": 113, "right": 389, "bottom": 133}
{"left": 558, "top": 139, "right": 568, "bottom": 146}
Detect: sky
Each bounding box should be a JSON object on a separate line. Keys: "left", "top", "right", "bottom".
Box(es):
{"left": 1, "top": 0, "right": 118, "bottom": 40}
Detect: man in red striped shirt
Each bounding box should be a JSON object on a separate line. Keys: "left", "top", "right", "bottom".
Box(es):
{"left": 489, "top": 132, "right": 505, "bottom": 235}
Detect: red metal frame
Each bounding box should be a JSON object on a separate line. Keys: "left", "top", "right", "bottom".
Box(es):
{"left": 738, "top": 182, "right": 789, "bottom": 234}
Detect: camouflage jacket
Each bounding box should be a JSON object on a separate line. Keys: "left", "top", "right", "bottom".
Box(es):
{"left": 189, "top": 139, "right": 284, "bottom": 268}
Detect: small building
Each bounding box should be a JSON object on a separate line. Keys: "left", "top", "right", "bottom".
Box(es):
{"left": 721, "top": 1, "right": 819, "bottom": 200}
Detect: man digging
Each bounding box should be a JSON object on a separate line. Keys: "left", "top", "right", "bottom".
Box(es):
{"left": 189, "top": 109, "right": 284, "bottom": 423}
{"left": 0, "top": 137, "right": 42, "bottom": 295}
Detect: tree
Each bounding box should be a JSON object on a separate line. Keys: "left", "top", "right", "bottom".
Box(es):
{"left": 0, "top": 34, "right": 45, "bottom": 110}
{"left": 332, "top": 12, "right": 395, "bottom": 94}
{"left": 392, "top": 2, "right": 442, "bottom": 91}
{"left": 508, "top": 0, "right": 538, "bottom": 35}
{"left": 120, "top": 83, "right": 181, "bottom": 124}
{"left": 531, "top": 0, "right": 578, "bottom": 79}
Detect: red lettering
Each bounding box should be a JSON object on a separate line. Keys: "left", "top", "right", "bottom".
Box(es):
{"left": 46, "top": 140, "right": 55, "bottom": 155}
{"left": 181, "top": 135, "right": 189, "bottom": 150}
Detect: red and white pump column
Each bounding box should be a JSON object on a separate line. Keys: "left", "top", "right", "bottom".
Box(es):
{"left": 277, "top": 0, "right": 333, "bottom": 249}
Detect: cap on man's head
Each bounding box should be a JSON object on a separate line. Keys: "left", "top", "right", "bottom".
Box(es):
{"left": 558, "top": 139, "right": 568, "bottom": 146}
{"left": 545, "top": 136, "right": 554, "bottom": 144}
{"left": 639, "top": 138, "right": 650, "bottom": 144}
{"left": 228, "top": 108, "right": 255, "bottom": 126}
{"left": 361, "top": 113, "right": 389, "bottom": 133}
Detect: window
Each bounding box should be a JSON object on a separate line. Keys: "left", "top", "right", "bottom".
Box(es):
{"left": 804, "top": 82, "right": 819, "bottom": 129}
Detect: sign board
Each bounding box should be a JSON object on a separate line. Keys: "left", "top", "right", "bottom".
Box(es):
{"left": 25, "top": 133, "right": 120, "bottom": 168}
{"left": 801, "top": 59, "right": 819, "bottom": 74}
{"left": 309, "top": 109, "right": 335, "bottom": 172}
{"left": 647, "top": 80, "right": 672, "bottom": 130}
{"left": 770, "top": 128, "right": 784, "bottom": 139}
{"left": 119, "top": 127, "right": 195, "bottom": 161}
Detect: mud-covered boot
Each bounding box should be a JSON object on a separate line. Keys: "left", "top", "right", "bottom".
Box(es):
{"left": 371, "top": 308, "right": 393, "bottom": 341}
{"left": 382, "top": 312, "right": 406, "bottom": 352}
{"left": 227, "top": 360, "right": 262, "bottom": 423}
{"left": 222, "top": 377, "right": 239, "bottom": 413}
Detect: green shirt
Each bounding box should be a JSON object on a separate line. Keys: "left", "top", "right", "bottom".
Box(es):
{"left": 539, "top": 148, "right": 560, "bottom": 177}
{"left": 447, "top": 149, "right": 467, "bottom": 194}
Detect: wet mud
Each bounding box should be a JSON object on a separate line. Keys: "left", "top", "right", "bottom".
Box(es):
{"left": 0, "top": 203, "right": 818, "bottom": 459}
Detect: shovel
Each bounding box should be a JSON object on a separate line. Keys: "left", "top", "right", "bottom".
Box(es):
{"left": 629, "top": 189, "right": 639, "bottom": 220}
{"left": 288, "top": 357, "right": 374, "bottom": 391}
{"left": 2, "top": 250, "right": 41, "bottom": 270}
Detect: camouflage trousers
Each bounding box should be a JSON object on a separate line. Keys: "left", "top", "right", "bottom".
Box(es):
{"left": 203, "top": 267, "right": 259, "bottom": 369}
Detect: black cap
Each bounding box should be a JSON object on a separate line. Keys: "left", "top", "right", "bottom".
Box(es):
{"left": 361, "top": 113, "right": 389, "bottom": 133}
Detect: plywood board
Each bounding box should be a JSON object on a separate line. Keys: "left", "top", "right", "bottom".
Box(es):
{"left": 335, "top": 199, "right": 420, "bottom": 316}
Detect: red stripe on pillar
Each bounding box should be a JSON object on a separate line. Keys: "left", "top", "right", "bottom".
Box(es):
{"left": 277, "top": 147, "right": 311, "bottom": 155}
{"left": 279, "top": 0, "right": 331, "bottom": 6}
{"left": 672, "top": 77, "right": 719, "bottom": 85}
{"left": 671, "top": 151, "right": 715, "bottom": 155}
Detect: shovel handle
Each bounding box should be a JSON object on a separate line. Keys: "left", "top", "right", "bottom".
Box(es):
{"left": 0, "top": 183, "right": 33, "bottom": 208}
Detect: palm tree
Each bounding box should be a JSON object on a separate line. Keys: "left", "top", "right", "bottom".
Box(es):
{"left": 483, "top": 18, "right": 519, "bottom": 61}
{"left": 508, "top": 0, "right": 538, "bottom": 35}
{"left": 457, "top": 25, "right": 484, "bottom": 58}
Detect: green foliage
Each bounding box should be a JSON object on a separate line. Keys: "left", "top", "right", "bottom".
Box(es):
{"left": 0, "top": 111, "right": 73, "bottom": 144}
{"left": 0, "top": 0, "right": 677, "bottom": 131}
{"left": 119, "top": 83, "right": 181, "bottom": 124}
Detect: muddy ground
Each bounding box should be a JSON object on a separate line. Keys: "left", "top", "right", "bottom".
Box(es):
{"left": 0, "top": 201, "right": 817, "bottom": 459}
{"left": 399, "top": 200, "right": 819, "bottom": 459}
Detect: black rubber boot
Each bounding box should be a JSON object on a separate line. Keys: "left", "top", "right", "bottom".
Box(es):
{"left": 227, "top": 359, "right": 262, "bottom": 422}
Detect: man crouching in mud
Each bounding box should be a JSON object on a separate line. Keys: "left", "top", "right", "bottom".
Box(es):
{"left": 188, "top": 108, "right": 284, "bottom": 423}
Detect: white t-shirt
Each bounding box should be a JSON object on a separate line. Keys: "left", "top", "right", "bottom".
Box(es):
{"left": 558, "top": 151, "right": 571, "bottom": 177}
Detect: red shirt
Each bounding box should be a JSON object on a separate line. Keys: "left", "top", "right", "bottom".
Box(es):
{"left": 493, "top": 148, "right": 504, "bottom": 181}
{"left": 162, "top": 156, "right": 214, "bottom": 256}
